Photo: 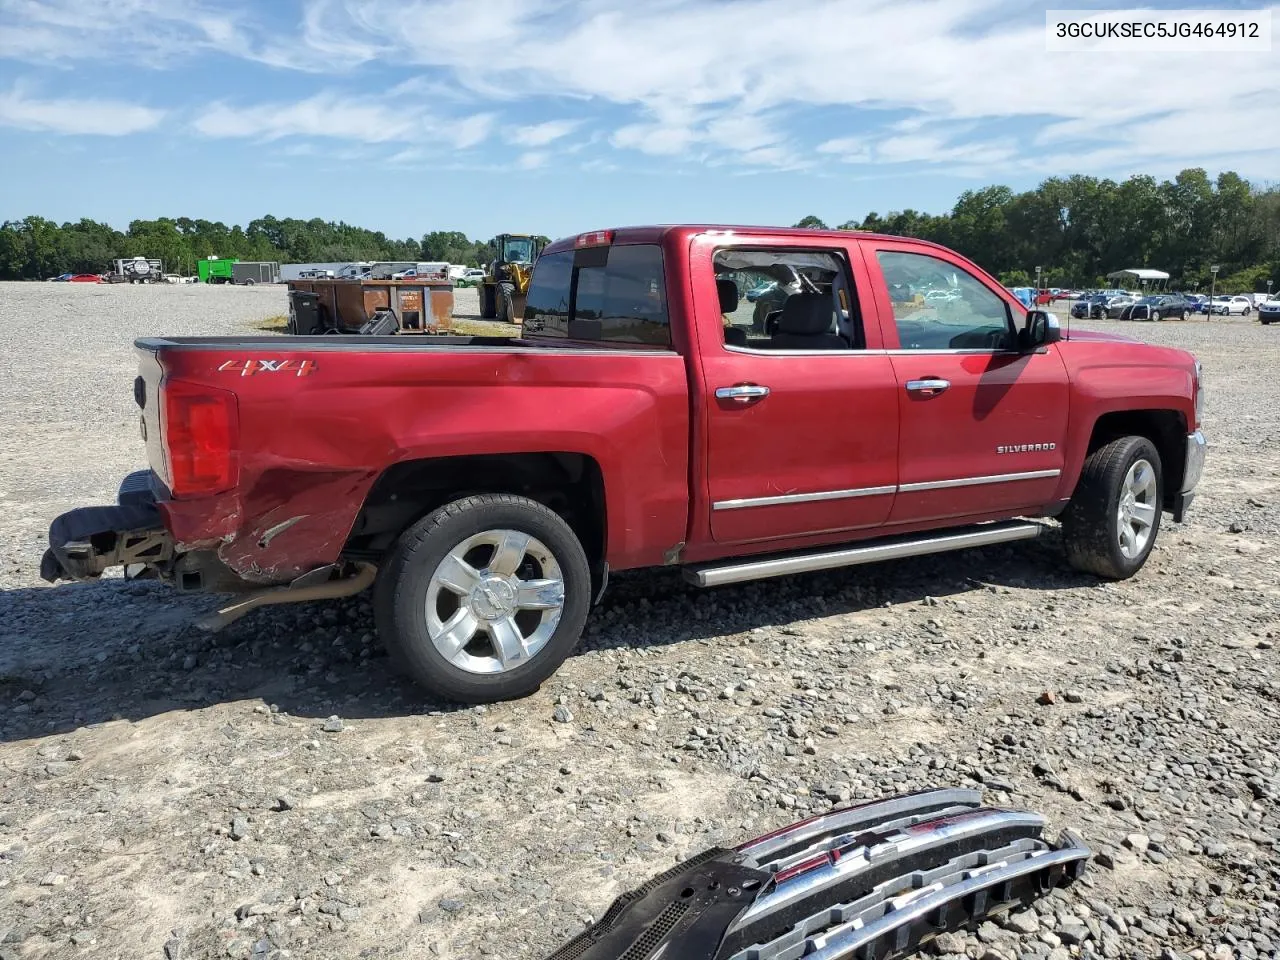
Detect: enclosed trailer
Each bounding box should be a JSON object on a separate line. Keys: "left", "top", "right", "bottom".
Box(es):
{"left": 231, "top": 261, "right": 280, "bottom": 285}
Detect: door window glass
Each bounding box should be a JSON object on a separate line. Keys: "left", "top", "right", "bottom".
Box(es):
{"left": 875, "top": 250, "right": 1013, "bottom": 351}
{"left": 712, "top": 249, "right": 861, "bottom": 350}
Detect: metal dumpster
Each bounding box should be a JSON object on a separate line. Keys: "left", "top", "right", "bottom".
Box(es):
{"left": 284, "top": 278, "right": 454, "bottom": 333}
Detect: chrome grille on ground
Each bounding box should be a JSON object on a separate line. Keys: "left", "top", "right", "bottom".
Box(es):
{"left": 545, "top": 788, "right": 1089, "bottom": 960}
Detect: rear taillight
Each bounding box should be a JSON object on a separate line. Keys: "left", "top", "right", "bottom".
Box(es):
{"left": 1194, "top": 358, "right": 1203, "bottom": 429}
{"left": 160, "top": 379, "right": 239, "bottom": 497}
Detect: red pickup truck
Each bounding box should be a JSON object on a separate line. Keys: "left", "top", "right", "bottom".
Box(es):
{"left": 42, "top": 225, "right": 1205, "bottom": 703}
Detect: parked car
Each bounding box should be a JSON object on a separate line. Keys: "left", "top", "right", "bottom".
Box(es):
{"left": 1207, "top": 295, "right": 1252, "bottom": 316}
{"left": 1008, "top": 286, "right": 1036, "bottom": 309}
{"left": 67, "top": 274, "right": 103, "bottom": 283}
{"left": 1118, "top": 295, "right": 1191, "bottom": 322}
{"left": 47, "top": 273, "right": 74, "bottom": 282}
{"left": 40, "top": 224, "right": 1205, "bottom": 704}
{"left": 1258, "top": 297, "right": 1280, "bottom": 325}
{"left": 1103, "top": 295, "right": 1137, "bottom": 318}
{"left": 1071, "top": 294, "right": 1109, "bottom": 319}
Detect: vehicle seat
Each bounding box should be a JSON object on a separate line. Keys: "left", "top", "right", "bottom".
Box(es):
{"left": 716, "top": 278, "right": 740, "bottom": 314}
{"left": 723, "top": 326, "right": 748, "bottom": 347}
{"left": 770, "top": 294, "right": 847, "bottom": 350}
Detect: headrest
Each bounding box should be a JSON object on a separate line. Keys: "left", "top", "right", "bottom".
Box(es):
{"left": 778, "top": 293, "right": 834, "bottom": 336}
{"left": 716, "top": 278, "right": 740, "bottom": 314}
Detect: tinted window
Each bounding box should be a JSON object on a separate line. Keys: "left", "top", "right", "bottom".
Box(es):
{"left": 523, "top": 245, "right": 670, "bottom": 346}
{"left": 875, "top": 250, "right": 1012, "bottom": 351}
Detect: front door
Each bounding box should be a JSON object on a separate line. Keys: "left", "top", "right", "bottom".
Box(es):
{"left": 693, "top": 240, "right": 900, "bottom": 545}
{"left": 863, "top": 243, "right": 1070, "bottom": 526}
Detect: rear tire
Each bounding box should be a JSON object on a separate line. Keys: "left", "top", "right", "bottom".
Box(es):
{"left": 1151, "top": 311, "right": 1161, "bottom": 322}
{"left": 1243, "top": 307, "right": 1251, "bottom": 317}
{"left": 1063, "top": 436, "right": 1163, "bottom": 580}
{"left": 374, "top": 494, "right": 591, "bottom": 704}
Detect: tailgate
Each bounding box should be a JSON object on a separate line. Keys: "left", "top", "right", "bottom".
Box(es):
{"left": 135, "top": 343, "right": 169, "bottom": 492}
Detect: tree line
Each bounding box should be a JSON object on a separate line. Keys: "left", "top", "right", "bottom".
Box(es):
{"left": 4, "top": 167, "right": 1278, "bottom": 290}
{"left": 796, "top": 168, "right": 1279, "bottom": 293}
{"left": 0, "top": 217, "right": 510, "bottom": 280}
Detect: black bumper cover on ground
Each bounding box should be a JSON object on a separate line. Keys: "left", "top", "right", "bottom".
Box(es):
{"left": 546, "top": 789, "right": 1089, "bottom": 960}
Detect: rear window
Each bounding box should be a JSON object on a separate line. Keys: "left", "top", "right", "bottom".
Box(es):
{"left": 523, "top": 244, "right": 670, "bottom": 346}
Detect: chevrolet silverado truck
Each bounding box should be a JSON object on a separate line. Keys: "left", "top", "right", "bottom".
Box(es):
{"left": 42, "top": 225, "right": 1206, "bottom": 703}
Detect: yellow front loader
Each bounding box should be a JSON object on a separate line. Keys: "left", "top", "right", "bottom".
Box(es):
{"left": 478, "top": 234, "right": 546, "bottom": 322}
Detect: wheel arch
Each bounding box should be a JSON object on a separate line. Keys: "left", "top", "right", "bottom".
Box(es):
{"left": 344, "top": 451, "right": 608, "bottom": 594}
{"left": 1082, "top": 409, "right": 1187, "bottom": 508}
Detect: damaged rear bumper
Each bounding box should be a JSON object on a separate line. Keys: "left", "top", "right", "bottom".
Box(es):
{"left": 548, "top": 788, "right": 1089, "bottom": 960}
{"left": 41, "top": 469, "right": 243, "bottom": 591}
{"left": 41, "top": 471, "right": 174, "bottom": 582}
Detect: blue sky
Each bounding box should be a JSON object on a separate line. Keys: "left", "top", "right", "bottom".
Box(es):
{"left": 1, "top": 0, "right": 1276, "bottom": 242}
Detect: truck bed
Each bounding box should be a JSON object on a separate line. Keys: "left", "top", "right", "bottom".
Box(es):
{"left": 133, "top": 332, "right": 692, "bottom": 583}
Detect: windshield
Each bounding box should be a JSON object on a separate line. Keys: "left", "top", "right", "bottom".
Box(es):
{"left": 501, "top": 237, "right": 536, "bottom": 263}
{"left": 1140, "top": 296, "right": 1162, "bottom": 304}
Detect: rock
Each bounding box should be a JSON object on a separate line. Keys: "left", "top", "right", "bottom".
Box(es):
{"left": 553, "top": 705, "right": 574, "bottom": 724}
{"left": 69, "top": 932, "right": 93, "bottom": 947}
{"left": 931, "top": 931, "right": 967, "bottom": 953}
{"left": 163, "top": 938, "right": 182, "bottom": 960}
{"left": 274, "top": 795, "right": 295, "bottom": 812}
{"left": 1123, "top": 833, "right": 1150, "bottom": 852}
{"left": 371, "top": 823, "right": 395, "bottom": 840}
{"left": 321, "top": 716, "right": 343, "bottom": 733}
{"left": 1056, "top": 920, "right": 1090, "bottom": 945}
{"left": 44, "top": 762, "right": 73, "bottom": 777}
{"left": 39, "top": 873, "right": 66, "bottom": 886}
{"left": 1037, "top": 691, "right": 1056, "bottom": 706}
{"left": 182, "top": 654, "right": 198, "bottom": 671}
{"left": 439, "top": 898, "right": 465, "bottom": 914}
{"left": 1004, "top": 909, "right": 1040, "bottom": 934}
{"left": 1062, "top": 690, "right": 1084, "bottom": 703}
{"left": 230, "top": 817, "right": 249, "bottom": 841}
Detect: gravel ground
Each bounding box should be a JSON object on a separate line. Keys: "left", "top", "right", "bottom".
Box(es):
{"left": 1, "top": 283, "right": 1278, "bottom": 960}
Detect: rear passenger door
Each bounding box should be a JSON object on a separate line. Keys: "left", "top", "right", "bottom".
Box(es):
{"left": 863, "top": 241, "right": 1069, "bottom": 526}
{"left": 691, "top": 237, "right": 900, "bottom": 546}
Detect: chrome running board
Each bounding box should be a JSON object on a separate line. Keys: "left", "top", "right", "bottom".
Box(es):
{"left": 545, "top": 788, "right": 1089, "bottom": 960}
{"left": 684, "top": 522, "right": 1041, "bottom": 588}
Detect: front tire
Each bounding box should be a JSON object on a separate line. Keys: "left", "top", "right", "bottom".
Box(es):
{"left": 1243, "top": 307, "right": 1251, "bottom": 317}
{"left": 497, "top": 281, "right": 516, "bottom": 324}
{"left": 1063, "top": 436, "right": 1163, "bottom": 580}
{"left": 1150, "top": 311, "right": 1161, "bottom": 322}
{"left": 374, "top": 494, "right": 591, "bottom": 704}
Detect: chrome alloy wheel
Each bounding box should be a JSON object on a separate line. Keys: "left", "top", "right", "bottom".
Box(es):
{"left": 425, "top": 529, "right": 565, "bottom": 674}
{"left": 1117, "top": 459, "right": 1158, "bottom": 560}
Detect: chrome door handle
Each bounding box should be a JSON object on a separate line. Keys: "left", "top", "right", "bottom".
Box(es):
{"left": 716, "top": 384, "right": 770, "bottom": 402}
{"left": 905, "top": 378, "right": 950, "bottom": 395}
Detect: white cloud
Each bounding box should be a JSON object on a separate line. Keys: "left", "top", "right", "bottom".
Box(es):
{"left": 5, "top": 0, "right": 1280, "bottom": 179}
{"left": 286, "top": 0, "right": 1280, "bottom": 176}
{"left": 192, "top": 91, "right": 494, "bottom": 149}
{"left": 0, "top": 84, "right": 164, "bottom": 135}
{"left": 516, "top": 151, "right": 549, "bottom": 170}
{"left": 508, "top": 119, "right": 582, "bottom": 147}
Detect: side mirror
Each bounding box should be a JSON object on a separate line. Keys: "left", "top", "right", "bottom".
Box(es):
{"left": 1020, "top": 309, "right": 1062, "bottom": 350}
